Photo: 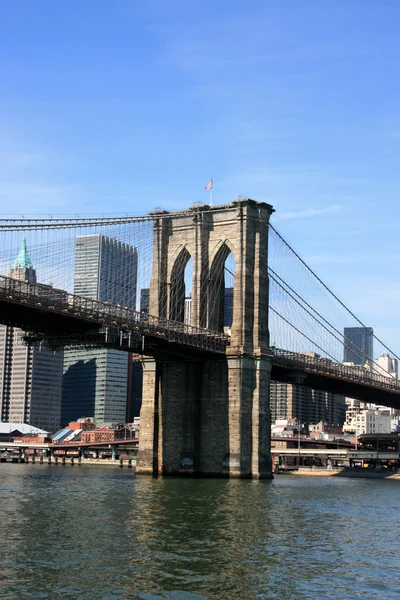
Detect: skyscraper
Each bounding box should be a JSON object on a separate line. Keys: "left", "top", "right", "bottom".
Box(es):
{"left": 270, "top": 381, "right": 346, "bottom": 427}
{"left": 0, "top": 238, "right": 63, "bottom": 432}
{"left": 343, "top": 327, "right": 374, "bottom": 367}
{"left": 224, "top": 287, "right": 234, "bottom": 328}
{"left": 62, "top": 234, "right": 138, "bottom": 427}
{"left": 74, "top": 234, "right": 138, "bottom": 306}
{"left": 140, "top": 288, "right": 150, "bottom": 313}
{"left": 9, "top": 237, "right": 37, "bottom": 284}
{"left": 184, "top": 296, "right": 192, "bottom": 325}
{"left": 270, "top": 351, "right": 346, "bottom": 427}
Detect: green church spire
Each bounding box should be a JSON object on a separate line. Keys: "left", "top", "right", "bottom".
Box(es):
{"left": 13, "top": 236, "right": 33, "bottom": 269}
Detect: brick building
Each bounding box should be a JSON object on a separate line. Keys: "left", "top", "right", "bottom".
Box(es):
{"left": 80, "top": 426, "right": 132, "bottom": 443}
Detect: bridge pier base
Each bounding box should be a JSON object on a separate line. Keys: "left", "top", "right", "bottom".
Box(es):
{"left": 224, "top": 353, "right": 273, "bottom": 478}
{"left": 136, "top": 354, "right": 273, "bottom": 479}
{"left": 135, "top": 358, "right": 161, "bottom": 476}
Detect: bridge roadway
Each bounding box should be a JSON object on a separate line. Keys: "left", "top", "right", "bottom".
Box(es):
{"left": 271, "top": 348, "right": 400, "bottom": 409}
{"left": 1, "top": 274, "right": 400, "bottom": 408}
{"left": 0, "top": 274, "right": 228, "bottom": 360}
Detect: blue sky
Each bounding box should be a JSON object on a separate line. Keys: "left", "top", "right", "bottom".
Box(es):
{"left": 1, "top": 1, "right": 400, "bottom": 353}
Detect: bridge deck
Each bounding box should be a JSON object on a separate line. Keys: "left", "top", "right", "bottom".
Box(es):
{"left": 271, "top": 348, "right": 400, "bottom": 409}
{"left": 1, "top": 275, "right": 400, "bottom": 407}
{"left": 0, "top": 275, "right": 229, "bottom": 357}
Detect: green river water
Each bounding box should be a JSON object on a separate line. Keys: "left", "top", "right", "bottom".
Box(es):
{"left": 0, "top": 464, "right": 399, "bottom": 600}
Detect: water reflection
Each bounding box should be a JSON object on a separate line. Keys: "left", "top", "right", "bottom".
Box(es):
{"left": 0, "top": 465, "right": 399, "bottom": 599}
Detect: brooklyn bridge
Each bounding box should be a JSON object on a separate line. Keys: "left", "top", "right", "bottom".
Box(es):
{"left": 0, "top": 199, "right": 399, "bottom": 478}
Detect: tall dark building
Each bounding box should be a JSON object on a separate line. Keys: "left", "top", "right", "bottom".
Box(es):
{"left": 343, "top": 327, "right": 373, "bottom": 367}
{"left": 224, "top": 287, "right": 234, "bottom": 328}
{"left": 140, "top": 288, "right": 150, "bottom": 313}
{"left": 126, "top": 354, "right": 143, "bottom": 421}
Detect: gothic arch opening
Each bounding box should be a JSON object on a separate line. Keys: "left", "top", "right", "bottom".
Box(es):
{"left": 169, "top": 247, "right": 193, "bottom": 323}
{"left": 208, "top": 243, "right": 236, "bottom": 332}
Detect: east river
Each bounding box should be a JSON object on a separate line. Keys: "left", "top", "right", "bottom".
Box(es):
{"left": 1, "top": 465, "right": 399, "bottom": 600}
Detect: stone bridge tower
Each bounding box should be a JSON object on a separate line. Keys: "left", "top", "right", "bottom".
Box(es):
{"left": 136, "top": 198, "right": 275, "bottom": 478}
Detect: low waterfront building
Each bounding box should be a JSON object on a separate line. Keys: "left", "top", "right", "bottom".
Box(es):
{"left": 52, "top": 417, "right": 96, "bottom": 444}
{"left": 80, "top": 425, "right": 134, "bottom": 444}
{"left": 271, "top": 418, "right": 300, "bottom": 437}
{"left": 308, "top": 422, "right": 343, "bottom": 437}
{"left": 66, "top": 417, "right": 96, "bottom": 431}
{"left": 357, "top": 432, "right": 399, "bottom": 452}
{"left": 0, "top": 422, "right": 49, "bottom": 441}
{"left": 355, "top": 408, "right": 391, "bottom": 435}
{"left": 347, "top": 433, "right": 400, "bottom": 469}
{"left": 12, "top": 435, "right": 50, "bottom": 444}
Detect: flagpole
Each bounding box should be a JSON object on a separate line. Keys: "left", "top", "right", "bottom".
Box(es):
{"left": 205, "top": 178, "right": 213, "bottom": 205}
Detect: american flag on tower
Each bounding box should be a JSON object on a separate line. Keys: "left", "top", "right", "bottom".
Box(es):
{"left": 205, "top": 179, "right": 213, "bottom": 191}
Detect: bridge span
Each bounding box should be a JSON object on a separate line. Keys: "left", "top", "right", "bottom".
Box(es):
{"left": 1, "top": 273, "right": 399, "bottom": 409}
{"left": 1, "top": 199, "right": 399, "bottom": 478}
{"left": 0, "top": 274, "right": 228, "bottom": 360}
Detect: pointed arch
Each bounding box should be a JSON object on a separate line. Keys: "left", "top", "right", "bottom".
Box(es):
{"left": 208, "top": 241, "right": 236, "bottom": 332}
{"left": 169, "top": 246, "right": 192, "bottom": 322}
{"left": 209, "top": 238, "right": 237, "bottom": 268}
{"left": 169, "top": 242, "right": 195, "bottom": 267}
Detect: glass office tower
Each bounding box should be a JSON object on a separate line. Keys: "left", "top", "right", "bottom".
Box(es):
{"left": 343, "top": 327, "right": 374, "bottom": 367}
{"left": 62, "top": 234, "right": 138, "bottom": 426}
